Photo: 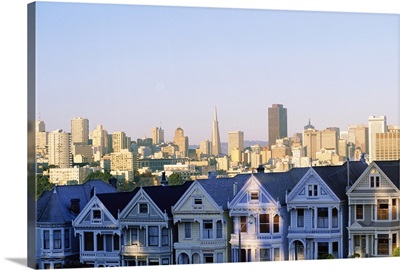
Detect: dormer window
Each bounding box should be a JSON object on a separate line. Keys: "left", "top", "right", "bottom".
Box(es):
{"left": 370, "top": 175, "right": 380, "bottom": 188}
{"left": 308, "top": 184, "right": 318, "bottom": 197}
{"left": 139, "top": 203, "right": 148, "bottom": 214}
{"left": 194, "top": 198, "right": 203, "bottom": 205}
{"left": 92, "top": 209, "right": 102, "bottom": 223}
{"left": 250, "top": 191, "right": 259, "bottom": 201}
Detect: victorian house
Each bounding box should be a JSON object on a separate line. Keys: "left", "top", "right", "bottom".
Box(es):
{"left": 118, "top": 182, "right": 192, "bottom": 266}
{"left": 286, "top": 161, "right": 367, "bottom": 260}
{"left": 228, "top": 168, "right": 308, "bottom": 262}
{"left": 36, "top": 179, "right": 117, "bottom": 269}
{"left": 346, "top": 160, "right": 400, "bottom": 258}
{"left": 172, "top": 178, "right": 241, "bottom": 264}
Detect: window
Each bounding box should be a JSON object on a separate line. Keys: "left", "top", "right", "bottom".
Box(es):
{"left": 97, "top": 234, "right": 104, "bottom": 251}
{"left": 297, "top": 209, "right": 304, "bottom": 227}
{"left": 308, "top": 184, "right": 318, "bottom": 197}
{"left": 203, "top": 220, "right": 213, "bottom": 239}
{"left": 317, "top": 242, "right": 329, "bottom": 259}
{"left": 273, "top": 215, "right": 280, "bottom": 233}
{"left": 53, "top": 230, "right": 61, "bottom": 249}
{"left": 92, "top": 209, "right": 102, "bottom": 223}
{"left": 332, "top": 208, "right": 338, "bottom": 228}
{"left": 273, "top": 248, "right": 280, "bottom": 261}
{"left": 204, "top": 253, "right": 214, "bottom": 263}
{"left": 139, "top": 203, "right": 148, "bottom": 214}
{"left": 370, "top": 175, "right": 380, "bottom": 188}
{"left": 250, "top": 192, "right": 259, "bottom": 201}
{"left": 113, "top": 234, "right": 119, "bottom": 251}
{"left": 259, "top": 214, "right": 270, "bottom": 233}
{"left": 240, "top": 216, "right": 247, "bottom": 233}
{"left": 260, "top": 249, "right": 271, "bottom": 261}
{"left": 317, "top": 208, "right": 328, "bottom": 228}
{"left": 393, "top": 233, "right": 397, "bottom": 253}
{"left": 356, "top": 205, "right": 363, "bottom": 220}
{"left": 64, "top": 229, "right": 70, "bottom": 249}
{"left": 216, "top": 221, "right": 223, "bottom": 239}
{"left": 84, "top": 232, "right": 94, "bottom": 251}
{"left": 105, "top": 235, "right": 112, "bottom": 252}
{"left": 162, "top": 228, "right": 169, "bottom": 246}
{"left": 131, "top": 229, "right": 138, "bottom": 245}
{"left": 148, "top": 226, "right": 159, "bottom": 246}
{"left": 43, "top": 230, "right": 50, "bottom": 249}
{"left": 332, "top": 242, "right": 339, "bottom": 258}
{"left": 392, "top": 199, "right": 397, "bottom": 220}
{"left": 377, "top": 199, "right": 389, "bottom": 220}
{"left": 194, "top": 198, "right": 203, "bottom": 205}
{"left": 184, "top": 222, "right": 191, "bottom": 239}
{"left": 377, "top": 234, "right": 389, "bottom": 255}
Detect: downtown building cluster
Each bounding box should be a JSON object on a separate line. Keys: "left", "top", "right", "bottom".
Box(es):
{"left": 36, "top": 159, "right": 400, "bottom": 269}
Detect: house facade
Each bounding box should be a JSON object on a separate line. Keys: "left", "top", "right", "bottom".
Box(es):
{"left": 286, "top": 162, "right": 367, "bottom": 260}
{"left": 36, "top": 180, "right": 117, "bottom": 269}
{"left": 346, "top": 160, "right": 400, "bottom": 258}
{"left": 228, "top": 168, "right": 308, "bottom": 262}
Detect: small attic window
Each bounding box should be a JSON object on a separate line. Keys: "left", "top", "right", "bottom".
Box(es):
{"left": 194, "top": 198, "right": 203, "bottom": 205}
{"left": 92, "top": 209, "right": 102, "bottom": 223}
{"left": 139, "top": 203, "right": 148, "bottom": 214}
{"left": 250, "top": 191, "right": 259, "bottom": 201}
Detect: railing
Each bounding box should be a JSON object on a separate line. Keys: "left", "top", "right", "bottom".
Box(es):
{"left": 230, "top": 234, "right": 282, "bottom": 242}
{"left": 121, "top": 245, "right": 171, "bottom": 254}
{"left": 80, "top": 251, "right": 120, "bottom": 258}
{"left": 200, "top": 239, "right": 227, "bottom": 246}
{"left": 288, "top": 228, "right": 341, "bottom": 234}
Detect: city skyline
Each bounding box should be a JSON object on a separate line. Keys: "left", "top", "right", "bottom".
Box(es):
{"left": 35, "top": 2, "right": 399, "bottom": 145}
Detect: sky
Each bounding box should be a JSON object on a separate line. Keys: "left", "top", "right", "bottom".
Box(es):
{"left": 35, "top": 2, "right": 399, "bottom": 145}
{"left": 1, "top": 1, "right": 399, "bottom": 270}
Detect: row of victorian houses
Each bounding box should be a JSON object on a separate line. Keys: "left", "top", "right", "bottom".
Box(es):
{"left": 36, "top": 160, "right": 400, "bottom": 268}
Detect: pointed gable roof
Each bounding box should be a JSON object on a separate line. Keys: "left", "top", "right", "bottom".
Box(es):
{"left": 312, "top": 161, "right": 368, "bottom": 200}
{"left": 374, "top": 160, "right": 400, "bottom": 188}
{"left": 96, "top": 189, "right": 139, "bottom": 219}
{"left": 36, "top": 179, "right": 117, "bottom": 224}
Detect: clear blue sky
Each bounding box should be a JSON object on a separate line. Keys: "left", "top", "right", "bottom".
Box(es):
{"left": 36, "top": 2, "right": 399, "bottom": 144}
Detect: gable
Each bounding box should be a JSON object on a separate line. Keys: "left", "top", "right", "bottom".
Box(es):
{"left": 73, "top": 196, "right": 117, "bottom": 228}
{"left": 119, "top": 189, "right": 167, "bottom": 221}
{"left": 286, "top": 168, "right": 339, "bottom": 204}
{"left": 172, "top": 181, "right": 222, "bottom": 214}
{"left": 229, "top": 175, "right": 277, "bottom": 209}
{"left": 347, "top": 162, "right": 399, "bottom": 195}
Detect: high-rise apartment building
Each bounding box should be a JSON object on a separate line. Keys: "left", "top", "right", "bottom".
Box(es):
{"left": 173, "top": 127, "right": 188, "bottom": 157}
{"left": 36, "top": 120, "right": 48, "bottom": 157}
{"left": 110, "top": 149, "right": 135, "bottom": 172}
{"left": 36, "top": 120, "right": 45, "bottom": 132}
{"left": 112, "top": 131, "right": 128, "bottom": 153}
{"left": 48, "top": 129, "right": 71, "bottom": 168}
{"left": 211, "top": 107, "right": 222, "bottom": 156}
{"left": 228, "top": 131, "right": 244, "bottom": 159}
{"left": 92, "top": 124, "right": 109, "bottom": 156}
{"left": 268, "top": 104, "right": 287, "bottom": 147}
{"left": 321, "top": 127, "right": 339, "bottom": 153}
{"left": 368, "top": 115, "right": 387, "bottom": 162}
{"left": 151, "top": 127, "right": 164, "bottom": 145}
{"left": 71, "top": 117, "right": 89, "bottom": 145}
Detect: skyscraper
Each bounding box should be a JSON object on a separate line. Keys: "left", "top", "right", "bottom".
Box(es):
{"left": 268, "top": 104, "right": 287, "bottom": 147}
{"left": 228, "top": 131, "right": 244, "bottom": 159}
{"left": 368, "top": 115, "right": 387, "bottom": 162}
{"left": 211, "top": 107, "right": 221, "bottom": 156}
{"left": 112, "top": 131, "right": 128, "bottom": 153}
{"left": 48, "top": 129, "right": 71, "bottom": 168}
{"left": 173, "top": 127, "right": 188, "bottom": 157}
{"left": 92, "top": 124, "right": 109, "bottom": 156}
{"left": 71, "top": 117, "right": 89, "bottom": 145}
{"left": 151, "top": 127, "right": 164, "bottom": 145}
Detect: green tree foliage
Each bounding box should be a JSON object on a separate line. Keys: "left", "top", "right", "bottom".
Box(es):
{"left": 36, "top": 175, "right": 54, "bottom": 199}
{"left": 393, "top": 247, "right": 400, "bottom": 256}
{"left": 84, "top": 170, "right": 113, "bottom": 183}
{"left": 168, "top": 172, "right": 184, "bottom": 186}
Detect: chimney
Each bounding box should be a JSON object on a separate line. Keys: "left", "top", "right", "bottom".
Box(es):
{"left": 161, "top": 171, "right": 168, "bottom": 186}
{"left": 70, "top": 199, "right": 81, "bottom": 214}
{"left": 233, "top": 181, "right": 238, "bottom": 196}
{"left": 257, "top": 164, "right": 265, "bottom": 173}
{"left": 109, "top": 177, "right": 118, "bottom": 189}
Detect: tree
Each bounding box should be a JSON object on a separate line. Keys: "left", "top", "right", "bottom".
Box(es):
{"left": 36, "top": 175, "right": 54, "bottom": 199}
{"left": 167, "top": 172, "right": 184, "bottom": 186}
{"left": 84, "top": 170, "right": 113, "bottom": 183}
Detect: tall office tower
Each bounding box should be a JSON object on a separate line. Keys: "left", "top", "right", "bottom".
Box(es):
{"left": 228, "top": 131, "right": 244, "bottom": 158}
{"left": 302, "top": 127, "right": 321, "bottom": 160}
{"left": 348, "top": 125, "right": 368, "bottom": 153}
{"left": 48, "top": 129, "right": 71, "bottom": 168}
{"left": 211, "top": 107, "right": 222, "bottom": 156}
{"left": 92, "top": 124, "right": 109, "bottom": 156}
{"left": 36, "top": 120, "right": 45, "bottom": 132}
{"left": 151, "top": 127, "right": 165, "bottom": 145}
{"left": 71, "top": 117, "right": 89, "bottom": 145}
{"left": 173, "top": 127, "right": 189, "bottom": 157}
{"left": 368, "top": 116, "right": 387, "bottom": 162}
{"left": 199, "top": 140, "right": 211, "bottom": 156}
{"left": 268, "top": 104, "right": 287, "bottom": 147}
{"left": 112, "top": 131, "right": 127, "bottom": 153}
{"left": 321, "top": 127, "right": 339, "bottom": 153}
{"left": 375, "top": 128, "right": 400, "bottom": 160}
